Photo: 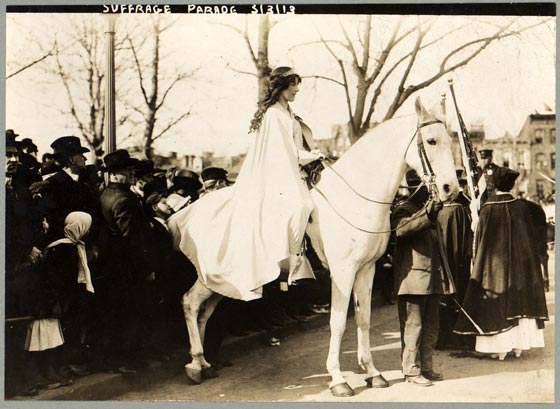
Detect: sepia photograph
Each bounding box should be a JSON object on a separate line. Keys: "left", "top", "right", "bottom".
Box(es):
{"left": 3, "top": 2, "right": 556, "bottom": 403}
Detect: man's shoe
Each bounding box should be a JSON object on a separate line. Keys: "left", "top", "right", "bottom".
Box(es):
{"left": 405, "top": 374, "right": 433, "bottom": 386}
{"left": 422, "top": 371, "right": 444, "bottom": 381}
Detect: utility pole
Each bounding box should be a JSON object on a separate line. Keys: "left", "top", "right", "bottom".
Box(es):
{"left": 104, "top": 14, "right": 117, "bottom": 155}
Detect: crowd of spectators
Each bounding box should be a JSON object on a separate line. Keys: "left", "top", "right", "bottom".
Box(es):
{"left": 5, "top": 130, "right": 332, "bottom": 397}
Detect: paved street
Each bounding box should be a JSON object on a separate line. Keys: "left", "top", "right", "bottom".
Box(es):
{"left": 23, "top": 252, "right": 555, "bottom": 403}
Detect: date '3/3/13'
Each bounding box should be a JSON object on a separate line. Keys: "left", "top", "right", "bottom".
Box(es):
{"left": 251, "top": 4, "right": 296, "bottom": 14}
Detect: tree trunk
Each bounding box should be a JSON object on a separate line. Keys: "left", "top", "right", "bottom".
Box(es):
{"left": 257, "top": 15, "right": 271, "bottom": 101}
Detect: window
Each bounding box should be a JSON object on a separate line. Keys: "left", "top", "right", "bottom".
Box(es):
{"left": 535, "top": 153, "right": 546, "bottom": 170}
{"left": 551, "top": 153, "right": 556, "bottom": 170}
{"left": 534, "top": 129, "right": 544, "bottom": 144}
{"left": 536, "top": 179, "right": 545, "bottom": 199}
{"left": 502, "top": 151, "right": 512, "bottom": 168}
{"left": 551, "top": 128, "right": 556, "bottom": 144}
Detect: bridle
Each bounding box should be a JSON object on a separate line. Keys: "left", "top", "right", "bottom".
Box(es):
{"left": 314, "top": 119, "right": 444, "bottom": 234}
{"left": 405, "top": 119, "right": 444, "bottom": 201}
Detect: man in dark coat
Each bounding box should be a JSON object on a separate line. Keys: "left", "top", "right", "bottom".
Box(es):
{"left": 31, "top": 136, "right": 98, "bottom": 245}
{"left": 5, "top": 132, "right": 43, "bottom": 317}
{"left": 97, "top": 149, "right": 155, "bottom": 374}
{"left": 391, "top": 170, "right": 454, "bottom": 386}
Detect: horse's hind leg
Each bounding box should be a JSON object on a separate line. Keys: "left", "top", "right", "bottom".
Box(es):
{"left": 181, "top": 279, "right": 213, "bottom": 384}
{"left": 196, "top": 292, "right": 223, "bottom": 377}
{"left": 353, "top": 263, "right": 387, "bottom": 388}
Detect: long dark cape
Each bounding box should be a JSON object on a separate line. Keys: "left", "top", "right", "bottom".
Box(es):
{"left": 454, "top": 194, "right": 548, "bottom": 335}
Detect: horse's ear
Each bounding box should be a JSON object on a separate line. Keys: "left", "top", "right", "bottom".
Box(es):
{"left": 414, "top": 97, "right": 427, "bottom": 120}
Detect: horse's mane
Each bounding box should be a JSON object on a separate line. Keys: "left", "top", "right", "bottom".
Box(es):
{"left": 334, "top": 113, "right": 416, "bottom": 169}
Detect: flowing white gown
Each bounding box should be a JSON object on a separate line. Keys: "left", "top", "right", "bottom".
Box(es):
{"left": 168, "top": 102, "right": 315, "bottom": 300}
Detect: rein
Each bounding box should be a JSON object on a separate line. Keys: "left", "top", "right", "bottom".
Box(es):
{"left": 313, "top": 119, "right": 443, "bottom": 234}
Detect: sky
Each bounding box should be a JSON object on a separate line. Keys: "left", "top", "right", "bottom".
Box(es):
{"left": 5, "top": 13, "right": 556, "bottom": 161}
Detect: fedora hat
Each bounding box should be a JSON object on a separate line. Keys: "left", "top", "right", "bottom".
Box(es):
{"left": 6, "top": 131, "right": 19, "bottom": 153}
{"left": 101, "top": 149, "right": 136, "bottom": 173}
{"left": 51, "top": 136, "right": 90, "bottom": 158}
{"left": 6, "top": 129, "right": 19, "bottom": 138}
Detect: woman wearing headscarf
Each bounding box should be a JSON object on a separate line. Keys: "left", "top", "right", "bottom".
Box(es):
{"left": 22, "top": 211, "right": 94, "bottom": 393}
{"left": 454, "top": 166, "right": 549, "bottom": 359}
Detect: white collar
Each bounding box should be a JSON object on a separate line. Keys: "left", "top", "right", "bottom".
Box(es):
{"left": 64, "top": 168, "right": 80, "bottom": 182}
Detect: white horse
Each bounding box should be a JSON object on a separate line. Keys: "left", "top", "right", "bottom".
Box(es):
{"left": 172, "top": 97, "right": 459, "bottom": 396}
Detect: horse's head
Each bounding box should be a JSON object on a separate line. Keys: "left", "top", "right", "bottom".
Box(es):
{"left": 405, "top": 97, "right": 459, "bottom": 202}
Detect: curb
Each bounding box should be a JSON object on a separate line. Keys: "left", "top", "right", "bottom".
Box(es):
{"left": 14, "top": 309, "right": 333, "bottom": 401}
{"left": 14, "top": 289, "right": 388, "bottom": 401}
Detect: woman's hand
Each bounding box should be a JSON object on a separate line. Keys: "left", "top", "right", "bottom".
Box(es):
{"left": 310, "top": 150, "right": 326, "bottom": 160}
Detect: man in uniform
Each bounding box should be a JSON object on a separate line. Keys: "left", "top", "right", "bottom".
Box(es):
{"left": 479, "top": 148, "right": 497, "bottom": 202}
{"left": 391, "top": 170, "right": 454, "bottom": 386}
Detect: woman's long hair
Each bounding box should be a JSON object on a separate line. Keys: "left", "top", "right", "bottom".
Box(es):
{"left": 249, "top": 66, "right": 302, "bottom": 133}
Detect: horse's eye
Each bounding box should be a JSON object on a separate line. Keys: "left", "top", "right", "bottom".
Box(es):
{"left": 427, "top": 138, "right": 436, "bottom": 146}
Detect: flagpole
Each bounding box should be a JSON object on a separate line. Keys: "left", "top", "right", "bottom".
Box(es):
{"left": 448, "top": 79, "right": 486, "bottom": 232}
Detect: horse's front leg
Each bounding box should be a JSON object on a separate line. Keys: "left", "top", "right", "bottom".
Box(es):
{"left": 326, "top": 269, "right": 355, "bottom": 397}
{"left": 353, "top": 263, "right": 388, "bottom": 388}
{"left": 181, "top": 279, "right": 213, "bottom": 384}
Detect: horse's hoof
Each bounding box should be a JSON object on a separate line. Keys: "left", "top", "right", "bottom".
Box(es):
{"left": 184, "top": 367, "right": 202, "bottom": 385}
{"left": 330, "top": 382, "right": 354, "bottom": 397}
{"left": 202, "top": 366, "right": 219, "bottom": 379}
{"left": 365, "top": 374, "right": 389, "bottom": 388}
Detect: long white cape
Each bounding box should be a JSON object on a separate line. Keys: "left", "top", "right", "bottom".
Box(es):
{"left": 168, "top": 103, "right": 315, "bottom": 300}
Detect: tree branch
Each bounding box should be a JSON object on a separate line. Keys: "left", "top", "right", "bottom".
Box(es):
{"left": 301, "top": 74, "right": 345, "bottom": 87}
{"left": 127, "top": 36, "right": 149, "bottom": 105}
{"left": 152, "top": 111, "right": 191, "bottom": 141}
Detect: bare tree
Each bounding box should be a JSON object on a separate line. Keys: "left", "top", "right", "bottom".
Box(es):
{"left": 218, "top": 15, "right": 279, "bottom": 101}
{"left": 123, "top": 16, "right": 198, "bottom": 159}
{"left": 19, "top": 17, "right": 133, "bottom": 163}
{"left": 296, "top": 16, "right": 552, "bottom": 143}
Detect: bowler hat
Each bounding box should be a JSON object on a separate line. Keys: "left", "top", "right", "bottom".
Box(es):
{"left": 172, "top": 169, "right": 202, "bottom": 191}
{"left": 101, "top": 149, "right": 136, "bottom": 173}
{"left": 405, "top": 169, "right": 421, "bottom": 187}
{"left": 479, "top": 149, "right": 493, "bottom": 159}
{"left": 20, "top": 138, "right": 38, "bottom": 153}
{"left": 143, "top": 179, "right": 167, "bottom": 199}
{"left": 51, "top": 136, "right": 90, "bottom": 158}
{"left": 145, "top": 191, "right": 165, "bottom": 206}
{"left": 201, "top": 167, "right": 233, "bottom": 186}
{"left": 133, "top": 159, "right": 155, "bottom": 179}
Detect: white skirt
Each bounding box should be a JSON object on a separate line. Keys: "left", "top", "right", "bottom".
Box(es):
{"left": 24, "top": 319, "right": 65, "bottom": 352}
{"left": 475, "top": 318, "right": 545, "bottom": 354}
